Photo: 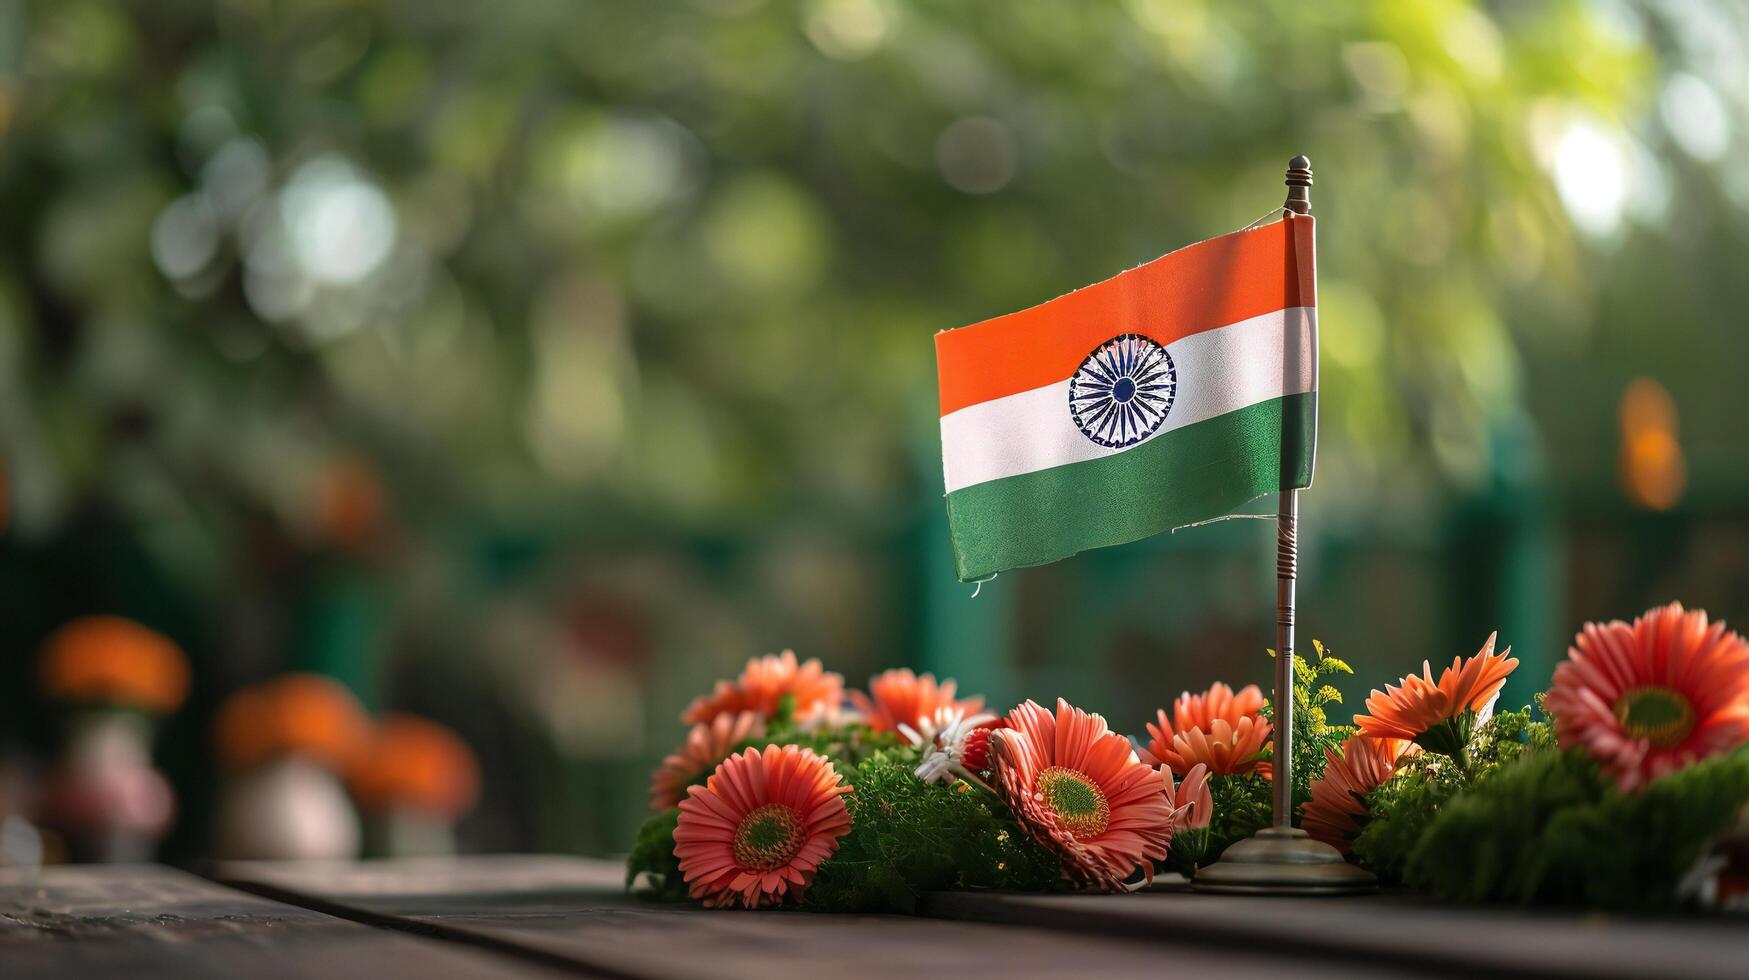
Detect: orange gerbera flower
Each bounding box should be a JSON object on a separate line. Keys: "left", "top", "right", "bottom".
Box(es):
{"left": 681, "top": 650, "right": 844, "bottom": 726}
{"left": 1172, "top": 682, "right": 1267, "bottom": 734}
{"left": 991, "top": 699, "right": 1175, "bottom": 890}
{"left": 673, "top": 744, "right": 852, "bottom": 909}
{"left": 39, "top": 616, "right": 190, "bottom": 714}
{"left": 1546, "top": 602, "right": 1749, "bottom": 793}
{"left": 1354, "top": 632, "right": 1518, "bottom": 757}
{"left": 849, "top": 668, "right": 984, "bottom": 734}
{"left": 1144, "top": 715, "right": 1273, "bottom": 779}
{"left": 649, "top": 711, "right": 765, "bottom": 811}
{"left": 349, "top": 714, "right": 481, "bottom": 819}
{"left": 1141, "top": 682, "right": 1272, "bottom": 778}
{"left": 1301, "top": 735, "right": 1417, "bottom": 854}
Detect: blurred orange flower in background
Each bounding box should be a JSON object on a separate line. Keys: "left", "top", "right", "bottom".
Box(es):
{"left": 39, "top": 615, "right": 190, "bottom": 714}
{"left": 349, "top": 714, "right": 482, "bottom": 819}
{"left": 1618, "top": 378, "right": 1686, "bottom": 512}
{"left": 214, "top": 673, "right": 371, "bottom": 772}
{"left": 317, "top": 453, "right": 388, "bottom": 548}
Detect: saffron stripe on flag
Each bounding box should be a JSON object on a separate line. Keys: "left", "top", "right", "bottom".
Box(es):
{"left": 935, "top": 218, "right": 1312, "bottom": 416}
{"left": 940, "top": 306, "right": 1315, "bottom": 494}
{"left": 943, "top": 393, "right": 1316, "bottom": 582}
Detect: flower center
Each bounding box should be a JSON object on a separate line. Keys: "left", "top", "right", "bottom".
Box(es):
{"left": 1036, "top": 766, "right": 1110, "bottom": 840}
{"left": 1614, "top": 686, "right": 1696, "bottom": 749}
{"left": 732, "top": 803, "right": 806, "bottom": 870}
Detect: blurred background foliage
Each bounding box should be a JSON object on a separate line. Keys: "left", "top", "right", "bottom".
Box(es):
{"left": 2, "top": 0, "right": 1748, "bottom": 856}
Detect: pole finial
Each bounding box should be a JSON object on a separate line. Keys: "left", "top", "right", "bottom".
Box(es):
{"left": 1284, "top": 155, "right": 1313, "bottom": 215}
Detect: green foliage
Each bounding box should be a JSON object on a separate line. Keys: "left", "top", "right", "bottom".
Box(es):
{"left": 625, "top": 808, "right": 688, "bottom": 900}
{"left": 1351, "top": 704, "right": 1554, "bottom": 882}
{"left": 1206, "top": 773, "right": 1272, "bottom": 857}
{"left": 803, "top": 752, "right": 1062, "bottom": 913}
{"left": 1403, "top": 746, "right": 1749, "bottom": 909}
{"left": 1264, "top": 639, "right": 1356, "bottom": 812}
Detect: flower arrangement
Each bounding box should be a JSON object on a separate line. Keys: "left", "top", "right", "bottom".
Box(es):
{"left": 630, "top": 648, "right": 1326, "bottom": 910}
{"left": 630, "top": 603, "right": 1749, "bottom": 913}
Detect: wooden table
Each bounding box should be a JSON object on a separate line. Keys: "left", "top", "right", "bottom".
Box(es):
{"left": 925, "top": 888, "right": 1749, "bottom": 980}
{"left": 7, "top": 856, "right": 1747, "bottom": 978}
{"left": 0, "top": 864, "right": 571, "bottom": 979}
{"left": 217, "top": 856, "right": 1396, "bottom": 979}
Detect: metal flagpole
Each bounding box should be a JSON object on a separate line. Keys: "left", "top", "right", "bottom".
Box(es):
{"left": 1193, "top": 156, "right": 1377, "bottom": 894}
{"left": 1272, "top": 154, "right": 1313, "bottom": 831}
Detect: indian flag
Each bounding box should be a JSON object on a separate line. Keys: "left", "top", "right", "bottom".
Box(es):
{"left": 934, "top": 215, "right": 1317, "bottom": 582}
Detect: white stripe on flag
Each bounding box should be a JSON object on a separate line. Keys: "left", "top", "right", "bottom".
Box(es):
{"left": 940, "top": 307, "right": 1317, "bottom": 495}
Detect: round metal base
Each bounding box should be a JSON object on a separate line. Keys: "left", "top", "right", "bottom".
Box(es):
{"left": 1192, "top": 826, "right": 1377, "bottom": 895}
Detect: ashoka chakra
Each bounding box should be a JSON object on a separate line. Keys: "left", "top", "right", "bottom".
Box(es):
{"left": 1068, "top": 333, "right": 1176, "bottom": 449}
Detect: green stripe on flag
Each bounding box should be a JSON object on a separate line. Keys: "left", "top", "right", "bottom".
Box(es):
{"left": 944, "top": 393, "right": 1316, "bottom": 581}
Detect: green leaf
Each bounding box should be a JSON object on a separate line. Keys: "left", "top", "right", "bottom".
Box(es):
{"left": 625, "top": 809, "right": 689, "bottom": 900}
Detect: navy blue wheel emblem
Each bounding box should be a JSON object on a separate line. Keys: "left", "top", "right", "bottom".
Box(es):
{"left": 1068, "top": 334, "right": 1176, "bottom": 448}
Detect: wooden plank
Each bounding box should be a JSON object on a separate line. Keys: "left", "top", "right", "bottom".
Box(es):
{"left": 219, "top": 855, "right": 1418, "bottom": 979}
{"left": 922, "top": 889, "right": 1749, "bottom": 980}
{"left": 0, "top": 864, "right": 576, "bottom": 980}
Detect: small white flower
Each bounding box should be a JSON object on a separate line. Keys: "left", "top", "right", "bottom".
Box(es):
{"left": 913, "top": 751, "right": 956, "bottom": 784}
{"left": 900, "top": 706, "right": 996, "bottom": 784}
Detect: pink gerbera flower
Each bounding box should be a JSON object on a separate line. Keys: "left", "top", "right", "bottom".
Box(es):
{"left": 850, "top": 668, "right": 984, "bottom": 734}
{"left": 1546, "top": 602, "right": 1749, "bottom": 793}
{"left": 673, "top": 744, "right": 852, "bottom": 909}
{"left": 1168, "top": 763, "right": 1211, "bottom": 833}
{"left": 990, "top": 699, "right": 1175, "bottom": 890}
{"left": 681, "top": 650, "right": 844, "bottom": 726}
{"left": 1162, "top": 762, "right": 1213, "bottom": 872}
{"left": 1141, "top": 682, "right": 1273, "bottom": 778}
{"left": 1301, "top": 735, "right": 1417, "bottom": 855}
{"left": 1355, "top": 632, "right": 1518, "bottom": 757}
{"left": 649, "top": 711, "right": 764, "bottom": 811}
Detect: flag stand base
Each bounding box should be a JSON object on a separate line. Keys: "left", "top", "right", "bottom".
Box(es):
{"left": 1192, "top": 826, "right": 1377, "bottom": 895}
